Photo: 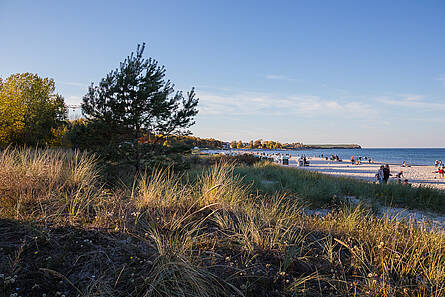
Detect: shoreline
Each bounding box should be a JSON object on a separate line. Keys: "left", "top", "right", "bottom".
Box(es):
{"left": 209, "top": 148, "right": 444, "bottom": 167}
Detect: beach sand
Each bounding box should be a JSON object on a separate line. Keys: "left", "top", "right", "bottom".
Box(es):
{"left": 288, "top": 157, "right": 445, "bottom": 190}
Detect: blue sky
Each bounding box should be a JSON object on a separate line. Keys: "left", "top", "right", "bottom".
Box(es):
{"left": 1, "top": 0, "right": 444, "bottom": 147}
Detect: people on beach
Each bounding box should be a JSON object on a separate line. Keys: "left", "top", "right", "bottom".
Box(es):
{"left": 376, "top": 165, "right": 385, "bottom": 184}
{"left": 351, "top": 156, "right": 354, "bottom": 164}
{"left": 395, "top": 171, "right": 404, "bottom": 183}
{"left": 401, "top": 161, "right": 406, "bottom": 167}
{"left": 383, "top": 164, "right": 391, "bottom": 184}
{"left": 329, "top": 154, "right": 340, "bottom": 161}
{"left": 402, "top": 179, "right": 410, "bottom": 186}
{"left": 439, "top": 166, "right": 444, "bottom": 178}
{"left": 280, "top": 155, "right": 289, "bottom": 165}
{"left": 297, "top": 156, "right": 304, "bottom": 166}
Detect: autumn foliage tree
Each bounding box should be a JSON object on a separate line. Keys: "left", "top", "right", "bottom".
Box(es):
{"left": 0, "top": 73, "right": 66, "bottom": 146}
{"left": 80, "top": 43, "right": 199, "bottom": 172}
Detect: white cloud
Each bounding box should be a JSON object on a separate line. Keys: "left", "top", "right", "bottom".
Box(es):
{"left": 265, "top": 74, "right": 299, "bottom": 82}
{"left": 398, "top": 94, "right": 424, "bottom": 101}
{"left": 59, "top": 81, "right": 88, "bottom": 87}
{"left": 198, "top": 90, "right": 376, "bottom": 119}
{"left": 65, "top": 95, "right": 82, "bottom": 105}
{"left": 377, "top": 95, "right": 445, "bottom": 110}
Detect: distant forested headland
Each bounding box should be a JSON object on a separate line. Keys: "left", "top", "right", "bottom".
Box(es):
{"left": 303, "top": 144, "right": 362, "bottom": 149}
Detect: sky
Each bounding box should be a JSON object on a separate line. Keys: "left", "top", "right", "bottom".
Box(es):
{"left": 1, "top": 0, "right": 444, "bottom": 148}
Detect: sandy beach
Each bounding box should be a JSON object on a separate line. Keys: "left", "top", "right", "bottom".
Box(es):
{"left": 288, "top": 157, "right": 445, "bottom": 190}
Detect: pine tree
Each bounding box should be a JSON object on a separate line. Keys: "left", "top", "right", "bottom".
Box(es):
{"left": 81, "top": 43, "right": 199, "bottom": 172}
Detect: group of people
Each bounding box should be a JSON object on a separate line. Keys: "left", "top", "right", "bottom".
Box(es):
{"left": 330, "top": 154, "right": 341, "bottom": 161}
{"left": 297, "top": 155, "right": 309, "bottom": 166}
{"left": 376, "top": 164, "right": 391, "bottom": 184}
{"left": 435, "top": 160, "right": 444, "bottom": 178}
{"left": 318, "top": 154, "right": 341, "bottom": 161}
{"left": 376, "top": 164, "right": 409, "bottom": 185}
{"left": 351, "top": 155, "right": 372, "bottom": 165}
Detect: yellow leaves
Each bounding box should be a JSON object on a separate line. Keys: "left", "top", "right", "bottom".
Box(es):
{"left": 0, "top": 78, "right": 27, "bottom": 143}
{"left": 0, "top": 73, "right": 65, "bottom": 146}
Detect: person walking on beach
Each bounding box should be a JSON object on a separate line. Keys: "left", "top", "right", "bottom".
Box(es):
{"left": 439, "top": 166, "right": 444, "bottom": 178}
{"left": 383, "top": 164, "right": 391, "bottom": 184}
{"left": 376, "top": 165, "right": 385, "bottom": 184}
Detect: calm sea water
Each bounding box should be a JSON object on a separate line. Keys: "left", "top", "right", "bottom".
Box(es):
{"left": 206, "top": 148, "right": 445, "bottom": 166}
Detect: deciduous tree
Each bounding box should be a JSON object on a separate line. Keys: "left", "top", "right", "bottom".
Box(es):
{"left": 0, "top": 73, "right": 66, "bottom": 146}
{"left": 253, "top": 139, "right": 262, "bottom": 148}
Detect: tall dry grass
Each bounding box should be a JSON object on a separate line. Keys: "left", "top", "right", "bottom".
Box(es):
{"left": 213, "top": 194, "right": 307, "bottom": 256}
{"left": 198, "top": 162, "right": 250, "bottom": 207}
{"left": 306, "top": 205, "right": 445, "bottom": 296}
{"left": 1, "top": 149, "right": 444, "bottom": 296}
{"left": 0, "top": 147, "right": 102, "bottom": 220}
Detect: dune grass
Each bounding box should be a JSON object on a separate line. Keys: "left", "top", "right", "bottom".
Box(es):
{"left": 0, "top": 147, "right": 104, "bottom": 221}
{"left": 234, "top": 161, "right": 445, "bottom": 212}
{"left": 0, "top": 148, "right": 444, "bottom": 296}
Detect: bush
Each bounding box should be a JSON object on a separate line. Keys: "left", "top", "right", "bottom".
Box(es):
{"left": 188, "top": 153, "right": 266, "bottom": 168}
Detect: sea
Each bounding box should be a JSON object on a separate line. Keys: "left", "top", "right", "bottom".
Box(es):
{"left": 204, "top": 148, "right": 445, "bottom": 166}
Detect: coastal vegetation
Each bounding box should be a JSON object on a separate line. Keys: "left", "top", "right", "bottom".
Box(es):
{"left": 0, "top": 44, "right": 443, "bottom": 297}
{"left": 0, "top": 147, "right": 444, "bottom": 297}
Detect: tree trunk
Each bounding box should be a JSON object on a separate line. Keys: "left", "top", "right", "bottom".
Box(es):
{"left": 135, "top": 126, "right": 141, "bottom": 175}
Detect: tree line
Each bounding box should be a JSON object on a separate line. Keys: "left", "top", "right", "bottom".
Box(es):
{"left": 229, "top": 139, "right": 303, "bottom": 149}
